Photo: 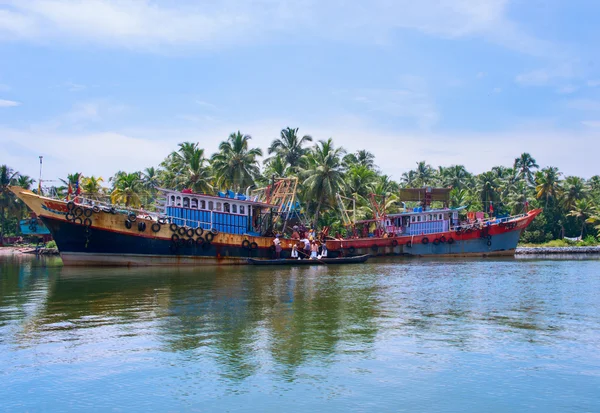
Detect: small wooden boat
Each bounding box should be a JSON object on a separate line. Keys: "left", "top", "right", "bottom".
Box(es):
{"left": 247, "top": 255, "right": 369, "bottom": 266}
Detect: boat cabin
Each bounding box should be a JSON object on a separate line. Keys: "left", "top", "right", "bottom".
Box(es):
{"left": 385, "top": 208, "right": 460, "bottom": 236}
{"left": 159, "top": 189, "right": 275, "bottom": 236}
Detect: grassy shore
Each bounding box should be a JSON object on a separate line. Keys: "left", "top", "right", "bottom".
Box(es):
{"left": 519, "top": 237, "right": 599, "bottom": 248}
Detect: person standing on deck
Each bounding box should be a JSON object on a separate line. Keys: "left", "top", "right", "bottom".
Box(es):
{"left": 291, "top": 243, "right": 299, "bottom": 259}
{"left": 273, "top": 235, "right": 282, "bottom": 259}
{"left": 310, "top": 241, "right": 318, "bottom": 259}
{"left": 320, "top": 242, "right": 328, "bottom": 258}
{"left": 301, "top": 237, "right": 311, "bottom": 259}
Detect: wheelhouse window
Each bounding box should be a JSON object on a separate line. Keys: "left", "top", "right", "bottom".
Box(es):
{"left": 232, "top": 204, "right": 237, "bottom": 214}
{"left": 200, "top": 200, "right": 206, "bottom": 209}
{"left": 216, "top": 202, "right": 222, "bottom": 212}
{"left": 224, "top": 202, "right": 230, "bottom": 213}
{"left": 417, "top": 216, "right": 422, "bottom": 222}
{"left": 176, "top": 196, "right": 182, "bottom": 206}
{"left": 240, "top": 205, "right": 245, "bottom": 214}
{"left": 191, "top": 198, "right": 198, "bottom": 209}
{"left": 170, "top": 195, "right": 175, "bottom": 206}
{"left": 208, "top": 201, "right": 214, "bottom": 210}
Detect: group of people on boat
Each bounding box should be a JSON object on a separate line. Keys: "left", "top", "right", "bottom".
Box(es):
{"left": 273, "top": 234, "right": 328, "bottom": 260}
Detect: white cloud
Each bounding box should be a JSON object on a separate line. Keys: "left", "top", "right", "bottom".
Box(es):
{"left": 0, "top": 99, "right": 20, "bottom": 107}
{"left": 557, "top": 85, "right": 577, "bottom": 94}
{"left": 341, "top": 77, "right": 439, "bottom": 130}
{"left": 582, "top": 120, "right": 600, "bottom": 128}
{"left": 63, "top": 81, "right": 86, "bottom": 92}
{"left": 566, "top": 99, "right": 600, "bottom": 112}
{"left": 516, "top": 65, "right": 577, "bottom": 86}
{"left": 0, "top": 0, "right": 550, "bottom": 57}
{"left": 4, "top": 117, "right": 600, "bottom": 183}
{"left": 195, "top": 100, "right": 217, "bottom": 110}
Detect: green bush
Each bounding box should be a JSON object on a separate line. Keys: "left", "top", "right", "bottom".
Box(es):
{"left": 46, "top": 240, "right": 57, "bottom": 249}
{"left": 582, "top": 235, "right": 598, "bottom": 246}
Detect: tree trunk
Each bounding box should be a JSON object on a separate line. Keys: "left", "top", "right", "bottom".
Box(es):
{"left": 581, "top": 220, "right": 585, "bottom": 239}
{"left": 313, "top": 195, "right": 323, "bottom": 229}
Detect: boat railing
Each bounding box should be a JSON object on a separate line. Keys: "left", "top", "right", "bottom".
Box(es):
{"left": 449, "top": 212, "right": 528, "bottom": 232}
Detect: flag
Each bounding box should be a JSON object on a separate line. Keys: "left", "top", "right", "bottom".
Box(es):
{"left": 67, "top": 183, "right": 73, "bottom": 201}
{"left": 75, "top": 179, "right": 81, "bottom": 196}
{"left": 489, "top": 202, "right": 494, "bottom": 214}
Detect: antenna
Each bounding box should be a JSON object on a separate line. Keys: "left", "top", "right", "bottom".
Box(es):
{"left": 38, "top": 156, "right": 43, "bottom": 195}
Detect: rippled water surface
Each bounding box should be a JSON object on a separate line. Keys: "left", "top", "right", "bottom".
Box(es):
{"left": 1, "top": 254, "right": 600, "bottom": 412}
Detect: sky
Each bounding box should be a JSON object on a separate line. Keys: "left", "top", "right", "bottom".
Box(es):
{"left": 1, "top": 0, "right": 599, "bottom": 185}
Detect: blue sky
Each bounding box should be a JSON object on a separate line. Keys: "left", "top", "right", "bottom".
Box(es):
{"left": 1, "top": 0, "right": 599, "bottom": 184}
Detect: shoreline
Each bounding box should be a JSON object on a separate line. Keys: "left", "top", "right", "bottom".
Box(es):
{"left": 516, "top": 246, "right": 600, "bottom": 255}
{"left": 0, "top": 246, "right": 59, "bottom": 255}
{"left": 4, "top": 245, "right": 600, "bottom": 257}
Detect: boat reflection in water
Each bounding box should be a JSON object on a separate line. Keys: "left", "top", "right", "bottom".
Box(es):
{"left": 3, "top": 258, "right": 381, "bottom": 381}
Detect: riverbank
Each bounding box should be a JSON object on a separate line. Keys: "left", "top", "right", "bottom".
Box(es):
{"left": 516, "top": 246, "right": 600, "bottom": 255}
{"left": 0, "top": 246, "right": 59, "bottom": 255}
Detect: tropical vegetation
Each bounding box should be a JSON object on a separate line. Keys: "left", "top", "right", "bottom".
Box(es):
{"left": 1, "top": 128, "right": 599, "bottom": 245}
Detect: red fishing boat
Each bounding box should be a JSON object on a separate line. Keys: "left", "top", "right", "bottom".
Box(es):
{"left": 327, "top": 188, "right": 541, "bottom": 258}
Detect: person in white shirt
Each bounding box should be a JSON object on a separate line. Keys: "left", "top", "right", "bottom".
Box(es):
{"left": 291, "top": 243, "right": 299, "bottom": 259}
{"left": 273, "top": 235, "right": 282, "bottom": 259}
{"left": 301, "top": 238, "right": 310, "bottom": 259}
{"left": 320, "top": 242, "right": 328, "bottom": 258}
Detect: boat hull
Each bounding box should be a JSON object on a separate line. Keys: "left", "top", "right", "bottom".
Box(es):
{"left": 326, "top": 209, "right": 542, "bottom": 258}
{"left": 9, "top": 186, "right": 279, "bottom": 267}
{"left": 41, "top": 216, "right": 274, "bottom": 266}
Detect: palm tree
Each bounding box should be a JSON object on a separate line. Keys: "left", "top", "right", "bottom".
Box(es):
{"left": 266, "top": 127, "right": 312, "bottom": 173}
{"left": 504, "top": 181, "right": 530, "bottom": 215}
{"left": 60, "top": 173, "right": 83, "bottom": 187}
{"left": 163, "top": 142, "right": 213, "bottom": 193}
{"left": 535, "top": 167, "right": 562, "bottom": 209}
{"left": 569, "top": 199, "right": 593, "bottom": 238}
{"left": 300, "top": 138, "right": 346, "bottom": 227}
{"left": 142, "top": 167, "right": 160, "bottom": 190}
{"left": 262, "top": 155, "right": 289, "bottom": 180}
{"left": 60, "top": 172, "right": 83, "bottom": 199}
{"left": 514, "top": 153, "right": 539, "bottom": 185}
{"left": 561, "top": 176, "right": 587, "bottom": 212}
{"left": 81, "top": 176, "right": 104, "bottom": 199}
{"left": 477, "top": 171, "right": 500, "bottom": 214}
{"left": 0, "top": 165, "right": 20, "bottom": 237}
{"left": 345, "top": 165, "right": 377, "bottom": 199}
{"left": 441, "top": 165, "right": 470, "bottom": 189}
{"left": 588, "top": 175, "right": 600, "bottom": 196}
{"left": 211, "top": 131, "right": 263, "bottom": 191}
{"left": 400, "top": 170, "right": 417, "bottom": 188}
{"left": 343, "top": 150, "right": 376, "bottom": 170}
{"left": 414, "top": 161, "right": 435, "bottom": 187}
{"left": 110, "top": 172, "right": 146, "bottom": 207}
{"left": 449, "top": 188, "right": 469, "bottom": 209}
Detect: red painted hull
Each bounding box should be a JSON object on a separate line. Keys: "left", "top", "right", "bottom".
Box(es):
{"left": 326, "top": 209, "right": 542, "bottom": 258}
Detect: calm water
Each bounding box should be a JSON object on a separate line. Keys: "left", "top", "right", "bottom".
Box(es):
{"left": 1, "top": 255, "right": 600, "bottom": 412}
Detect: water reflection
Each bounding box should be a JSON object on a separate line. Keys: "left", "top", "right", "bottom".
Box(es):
{"left": 1, "top": 258, "right": 383, "bottom": 382}
{"left": 2, "top": 255, "right": 600, "bottom": 411}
